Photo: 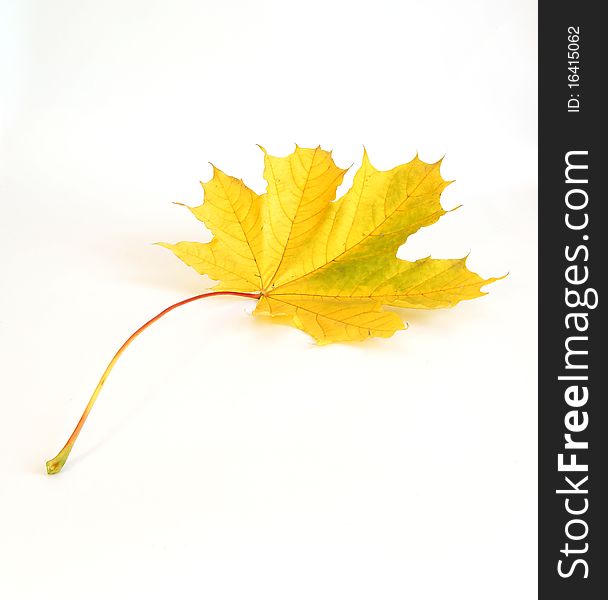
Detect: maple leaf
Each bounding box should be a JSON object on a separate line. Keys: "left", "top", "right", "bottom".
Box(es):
{"left": 46, "top": 145, "right": 501, "bottom": 475}
{"left": 160, "top": 145, "right": 500, "bottom": 344}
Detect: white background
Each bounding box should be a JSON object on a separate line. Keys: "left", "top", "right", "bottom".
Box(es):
{"left": 1, "top": 1, "right": 537, "bottom": 598}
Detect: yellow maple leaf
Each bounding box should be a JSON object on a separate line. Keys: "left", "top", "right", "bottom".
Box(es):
{"left": 46, "top": 144, "right": 501, "bottom": 475}
{"left": 160, "top": 145, "right": 500, "bottom": 344}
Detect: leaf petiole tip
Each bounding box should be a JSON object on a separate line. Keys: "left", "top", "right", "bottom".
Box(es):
{"left": 46, "top": 445, "right": 73, "bottom": 475}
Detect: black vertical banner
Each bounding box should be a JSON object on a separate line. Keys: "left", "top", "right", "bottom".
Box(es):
{"left": 539, "top": 2, "right": 606, "bottom": 599}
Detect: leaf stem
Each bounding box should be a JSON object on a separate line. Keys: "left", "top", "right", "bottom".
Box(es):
{"left": 45, "top": 290, "right": 260, "bottom": 475}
